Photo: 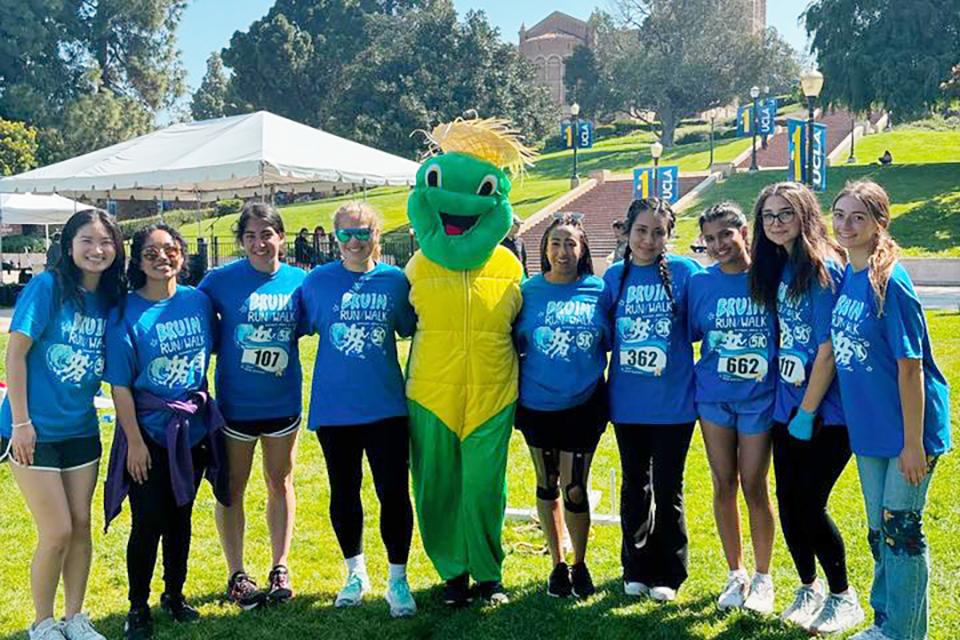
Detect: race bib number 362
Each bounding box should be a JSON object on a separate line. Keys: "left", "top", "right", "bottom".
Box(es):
{"left": 717, "top": 351, "right": 768, "bottom": 381}
{"left": 620, "top": 345, "right": 667, "bottom": 375}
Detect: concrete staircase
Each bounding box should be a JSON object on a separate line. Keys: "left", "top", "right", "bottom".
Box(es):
{"left": 737, "top": 108, "right": 861, "bottom": 170}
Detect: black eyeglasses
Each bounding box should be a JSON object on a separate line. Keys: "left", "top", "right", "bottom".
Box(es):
{"left": 761, "top": 210, "right": 796, "bottom": 225}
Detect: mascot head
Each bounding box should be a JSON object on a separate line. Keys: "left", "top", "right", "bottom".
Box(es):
{"left": 408, "top": 117, "right": 536, "bottom": 271}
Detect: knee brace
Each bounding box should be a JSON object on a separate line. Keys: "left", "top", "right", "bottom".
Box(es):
{"left": 535, "top": 448, "right": 560, "bottom": 501}
{"left": 563, "top": 453, "right": 589, "bottom": 514}
{"left": 881, "top": 508, "right": 925, "bottom": 557}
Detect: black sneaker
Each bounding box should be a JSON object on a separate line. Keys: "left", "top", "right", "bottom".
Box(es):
{"left": 160, "top": 592, "right": 200, "bottom": 623}
{"left": 267, "top": 565, "right": 294, "bottom": 603}
{"left": 442, "top": 574, "right": 472, "bottom": 608}
{"left": 476, "top": 581, "right": 509, "bottom": 606}
{"left": 227, "top": 571, "right": 265, "bottom": 610}
{"left": 124, "top": 605, "right": 153, "bottom": 640}
{"left": 570, "top": 562, "right": 595, "bottom": 598}
{"left": 547, "top": 563, "right": 572, "bottom": 598}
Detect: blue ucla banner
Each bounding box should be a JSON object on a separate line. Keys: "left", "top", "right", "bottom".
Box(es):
{"left": 787, "top": 119, "right": 828, "bottom": 192}
{"left": 757, "top": 102, "right": 777, "bottom": 136}
{"left": 736, "top": 106, "right": 753, "bottom": 137}
{"left": 561, "top": 121, "right": 593, "bottom": 150}
{"left": 633, "top": 166, "right": 680, "bottom": 203}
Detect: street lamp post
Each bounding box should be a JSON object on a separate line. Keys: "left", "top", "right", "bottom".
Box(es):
{"left": 570, "top": 102, "right": 581, "bottom": 189}
{"left": 749, "top": 85, "right": 760, "bottom": 172}
{"left": 651, "top": 141, "right": 663, "bottom": 199}
{"left": 707, "top": 108, "right": 716, "bottom": 169}
{"left": 800, "top": 70, "right": 824, "bottom": 187}
{"left": 847, "top": 115, "right": 857, "bottom": 164}
{"left": 762, "top": 85, "right": 770, "bottom": 149}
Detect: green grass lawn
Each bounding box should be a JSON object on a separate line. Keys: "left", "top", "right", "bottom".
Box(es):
{"left": 0, "top": 311, "right": 958, "bottom": 639}
{"left": 671, "top": 162, "right": 960, "bottom": 257}
{"left": 850, "top": 129, "right": 960, "bottom": 166}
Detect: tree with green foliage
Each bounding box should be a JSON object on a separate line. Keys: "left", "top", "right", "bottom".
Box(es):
{"left": 191, "top": 53, "right": 234, "bottom": 121}
{"left": 600, "top": 0, "right": 801, "bottom": 147}
{"left": 563, "top": 44, "right": 616, "bottom": 121}
{"left": 804, "top": 0, "right": 960, "bottom": 119}
{"left": 0, "top": 118, "right": 38, "bottom": 176}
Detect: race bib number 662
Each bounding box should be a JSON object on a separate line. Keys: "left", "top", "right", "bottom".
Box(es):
{"left": 717, "top": 351, "right": 768, "bottom": 381}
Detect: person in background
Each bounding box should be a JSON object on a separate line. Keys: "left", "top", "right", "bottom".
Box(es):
{"left": 501, "top": 214, "right": 528, "bottom": 277}
{"left": 45, "top": 233, "right": 62, "bottom": 271}
{"left": 294, "top": 228, "right": 313, "bottom": 268}
{"left": 1, "top": 210, "right": 125, "bottom": 640}
{"left": 612, "top": 220, "right": 628, "bottom": 262}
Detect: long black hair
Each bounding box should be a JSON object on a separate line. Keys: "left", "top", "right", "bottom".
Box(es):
{"left": 127, "top": 224, "right": 189, "bottom": 291}
{"left": 614, "top": 198, "right": 678, "bottom": 316}
{"left": 235, "top": 201, "right": 287, "bottom": 260}
{"left": 539, "top": 213, "right": 593, "bottom": 276}
{"left": 55, "top": 209, "right": 126, "bottom": 312}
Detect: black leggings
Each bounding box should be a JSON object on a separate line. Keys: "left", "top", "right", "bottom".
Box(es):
{"left": 772, "top": 421, "right": 851, "bottom": 593}
{"left": 614, "top": 422, "right": 695, "bottom": 590}
{"left": 127, "top": 436, "right": 207, "bottom": 608}
{"left": 315, "top": 417, "right": 414, "bottom": 564}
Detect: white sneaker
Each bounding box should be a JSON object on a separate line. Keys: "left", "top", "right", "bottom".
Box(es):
{"left": 717, "top": 570, "right": 749, "bottom": 610}
{"left": 61, "top": 614, "right": 106, "bottom": 640}
{"left": 623, "top": 581, "right": 650, "bottom": 597}
{"left": 780, "top": 582, "right": 825, "bottom": 628}
{"left": 848, "top": 626, "right": 892, "bottom": 640}
{"left": 384, "top": 576, "right": 417, "bottom": 618}
{"left": 811, "top": 588, "right": 866, "bottom": 635}
{"left": 649, "top": 586, "right": 677, "bottom": 602}
{"left": 28, "top": 618, "right": 66, "bottom": 640}
{"left": 743, "top": 573, "right": 775, "bottom": 614}
{"left": 335, "top": 572, "right": 370, "bottom": 608}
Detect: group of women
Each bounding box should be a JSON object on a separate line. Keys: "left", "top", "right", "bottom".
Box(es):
{"left": 0, "top": 179, "right": 949, "bottom": 640}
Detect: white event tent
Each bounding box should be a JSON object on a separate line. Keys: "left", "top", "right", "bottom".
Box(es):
{"left": 0, "top": 111, "right": 421, "bottom": 203}
{"left": 0, "top": 193, "right": 95, "bottom": 258}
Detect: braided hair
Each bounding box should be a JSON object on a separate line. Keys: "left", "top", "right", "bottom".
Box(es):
{"left": 615, "top": 197, "right": 678, "bottom": 316}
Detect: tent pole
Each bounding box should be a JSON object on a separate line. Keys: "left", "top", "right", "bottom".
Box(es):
{"left": 260, "top": 162, "right": 266, "bottom": 203}
{"left": 159, "top": 187, "right": 165, "bottom": 222}
{"left": 362, "top": 178, "right": 367, "bottom": 201}
{"left": 45, "top": 224, "right": 50, "bottom": 250}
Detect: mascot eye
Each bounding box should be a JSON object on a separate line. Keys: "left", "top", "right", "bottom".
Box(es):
{"left": 425, "top": 165, "right": 442, "bottom": 188}
{"left": 476, "top": 174, "right": 498, "bottom": 196}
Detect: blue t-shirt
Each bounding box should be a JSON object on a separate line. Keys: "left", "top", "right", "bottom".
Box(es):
{"left": 514, "top": 274, "right": 610, "bottom": 411}
{"left": 299, "top": 261, "right": 416, "bottom": 428}
{"left": 0, "top": 273, "right": 110, "bottom": 442}
{"left": 688, "top": 265, "right": 777, "bottom": 403}
{"left": 774, "top": 260, "right": 846, "bottom": 426}
{"left": 604, "top": 256, "right": 702, "bottom": 424}
{"left": 104, "top": 287, "right": 215, "bottom": 447}
{"left": 831, "top": 263, "right": 951, "bottom": 457}
{"left": 199, "top": 260, "right": 305, "bottom": 421}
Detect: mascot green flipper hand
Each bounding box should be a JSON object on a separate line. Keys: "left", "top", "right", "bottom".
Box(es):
{"left": 405, "top": 118, "right": 534, "bottom": 592}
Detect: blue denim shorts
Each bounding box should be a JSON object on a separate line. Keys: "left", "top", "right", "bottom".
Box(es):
{"left": 697, "top": 396, "right": 774, "bottom": 435}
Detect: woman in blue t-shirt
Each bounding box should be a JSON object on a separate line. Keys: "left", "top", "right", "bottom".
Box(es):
{"left": 104, "top": 224, "right": 222, "bottom": 640}
{"left": 298, "top": 201, "right": 417, "bottom": 618}
{"left": 748, "top": 182, "right": 864, "bottom": 634}
{"left": 688, "top": 202, "right": 777, "bottom": 614}
{"left": 603, "top": 198, "right": 702, "bottom": 602}
{"left": 198, "top": 203, "right": 305, "bottom": 609}
{"left": 1, "top": 209, "right": 124, "bottom": 640}
{"left": 514, "top": 213, "right": 610, "bottom": 599}
{"left": 830, "top": 180, "right": 950, "bottom": 640}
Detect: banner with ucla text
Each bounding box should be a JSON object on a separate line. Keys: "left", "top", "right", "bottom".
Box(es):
{"left": 787, "top": 119, "right": 828, "bottom": 192}
{"left": 757, "top": 101, "right": 777, "bottom": 136}
{"left": 633, "top": 166, "right": 680, "bottom": 203}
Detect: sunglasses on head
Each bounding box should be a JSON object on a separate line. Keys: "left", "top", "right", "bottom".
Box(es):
{"left": 142, "top": 245, "right": 182, "bottom": 262}
{"left": 335, "top": 228, "right": 373, "bottom": 243}
{"left": 553, "top": 212, "right": 584, "bottom": 224}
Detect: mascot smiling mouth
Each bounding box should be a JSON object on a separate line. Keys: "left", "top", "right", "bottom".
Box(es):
{"left": 439, "top": 212, "right": 478, "bottom": 236}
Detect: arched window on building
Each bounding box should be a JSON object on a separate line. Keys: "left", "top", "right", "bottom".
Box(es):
{"left": 547, "top": 56, "right": 563, "bottom": 102}
{"left": 534, "top": 57, "right": 547, "bottom": 85}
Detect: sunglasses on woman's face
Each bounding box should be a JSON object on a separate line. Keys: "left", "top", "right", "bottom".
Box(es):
{"left": 335, "top": 228, "right": 372, "bottom": 243}
{"left": 142, "top": 244, "right": 182, "bottom": 262}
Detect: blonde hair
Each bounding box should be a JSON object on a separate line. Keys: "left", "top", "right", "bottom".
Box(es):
{"left": 833, "top": 179, "right": 901, "bottom": 315}
{"left": 334, "top": 200, "right": 383, "bottom": 261}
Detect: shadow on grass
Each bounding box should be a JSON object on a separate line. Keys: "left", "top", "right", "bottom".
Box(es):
{"left": 0, "top": 579, "right": 814, "bottom": 640}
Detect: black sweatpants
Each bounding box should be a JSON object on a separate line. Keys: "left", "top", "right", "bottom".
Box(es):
{"left": 614, "top": 422, "right": 695, "bottom": 590}
{"left": 315, "top": 416, "right": 414, "bottom": 565}
{"left": 772, "top": 421, "right": 852, "bottom": 593}
{"left": 127, "top": 435, "right": 207, "bottom": 608}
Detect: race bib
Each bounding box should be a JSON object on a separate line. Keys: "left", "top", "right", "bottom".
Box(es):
{"left": 620, "top": 345, "right": 667, "bottom": 376}
{"left": 241, "top": 346, "right": 289, "bottom": 375}
{"left": 717, "top": 350, "right": 768, "bottom": 381}
{"left": 778, "top": 352, "right": 806, "bottom": 386}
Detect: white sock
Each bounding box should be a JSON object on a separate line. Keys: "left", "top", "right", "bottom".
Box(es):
{"left": 345, "top": 553, "right": 367, "bottom": 577}
{"left": 388, "top": 563, "right": 407, "bottom": 581}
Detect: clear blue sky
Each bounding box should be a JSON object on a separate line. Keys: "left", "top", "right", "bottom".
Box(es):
{"left": 178, "top": 0, "right": 812, "bottom": 90}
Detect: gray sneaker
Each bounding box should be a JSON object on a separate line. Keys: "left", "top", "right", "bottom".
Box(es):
{"left": 780, "top": 582, "right": 825, "bottom": 628}
{"left": 61, "top": 614, "right": 106, "bottom": 640}
{"left": 28, "top": 618, "right": 66, "bottom": 640}
{"left": 811, "top": 588, "right": 866, "bottom": 635}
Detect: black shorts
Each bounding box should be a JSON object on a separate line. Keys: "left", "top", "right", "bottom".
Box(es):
{"left": 515, "top": 381, "right": 608, "bottom": 453}
{"left": 223, "top": 415, "right": 301, "bottom": 443}
{"left": 1, "top": 435, "right": 102, "bottom": 471}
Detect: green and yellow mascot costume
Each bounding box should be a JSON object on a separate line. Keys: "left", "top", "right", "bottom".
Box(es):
{"left": 405, "top": 117, "right": 534, "bottom": 590}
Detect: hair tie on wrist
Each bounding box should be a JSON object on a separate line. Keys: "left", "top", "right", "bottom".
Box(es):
{"left": 12, "top": 420, "right": 32, "bottom": 429}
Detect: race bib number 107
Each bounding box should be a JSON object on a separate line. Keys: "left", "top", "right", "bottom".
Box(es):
{"left": 241, "top": 347, "right": 289, "bottom": 375}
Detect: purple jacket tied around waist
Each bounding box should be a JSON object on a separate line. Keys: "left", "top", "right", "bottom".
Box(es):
{"left": 103, "top": 388, "right": 230, "bottom": 531}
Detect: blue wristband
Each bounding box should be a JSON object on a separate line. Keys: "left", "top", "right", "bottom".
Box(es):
{"left": 788, "top": 407, "right": 815, "bottom": 441}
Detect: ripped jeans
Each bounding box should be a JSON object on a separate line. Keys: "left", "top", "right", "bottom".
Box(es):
{"left": 857, "top": 455, "right": 938, "bottom": 640}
